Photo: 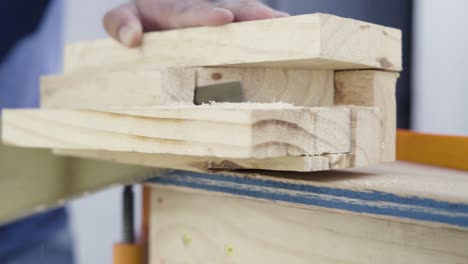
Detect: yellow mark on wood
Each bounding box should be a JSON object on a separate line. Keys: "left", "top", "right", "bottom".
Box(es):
{"left": 182, "top": 234, "right": 192, "bottom": 247}
{"left": 225, "top": 244, "right": 234, "bottom": 257}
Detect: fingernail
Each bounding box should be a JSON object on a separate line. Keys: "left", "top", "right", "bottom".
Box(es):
{"left": 275, "top": 11, "right": 290, "bottom": 18}
{"left": 210, "top": 8, "right": 235, "bottom": 23}
{"left": 212, "top": 7, "right": 229, "bottom": 14}
{"left": 212, "top": 8, "right": 234, "bottom": 17}
{"left": 118, "top": 24, "right": 140, "bottom": 47}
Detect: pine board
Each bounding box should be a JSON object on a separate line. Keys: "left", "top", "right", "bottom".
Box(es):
{"left": 336, "top": 70, "right": 398, "bottom": 162}
{"left": 0, "top": 141, "right": 159, "bottom": 224}
{"left": 41, "top": 68, "right": 195, "bottom": 108}
{"left": 41, "top": 68, "right": 334, "bottom": 108}
{"left": 54, "top": 149, "right": 353, "bottom": 172}
{"left": 2, "top": 104, "right": 359, "bottom": 159}
{"left": 65, "top": 14, "right": 402, "bottom": 73}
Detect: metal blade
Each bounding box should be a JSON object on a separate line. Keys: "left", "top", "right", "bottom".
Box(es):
{"left": 194, "top": 81, "right": 243, "bottom": 105}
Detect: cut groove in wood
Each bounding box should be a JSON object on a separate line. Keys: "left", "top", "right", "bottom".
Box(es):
{"left": 197, "top": 68, "right": 334, "bottom": 107}
{"left": 41, "top": 68, "right": 334, "bottom": 108}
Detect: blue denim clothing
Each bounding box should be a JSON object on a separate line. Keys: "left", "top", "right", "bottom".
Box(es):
{"left": 0, "top": 209, "right": 73, "bottom": 264}
{"left": 0, "top": 0, "right": 62, "bottom": 108}
{"left": 0, "top": 218, "right": 74, "bottom": 264}
{"left": 0, "top": 1, "right": 74, "bottom": 263}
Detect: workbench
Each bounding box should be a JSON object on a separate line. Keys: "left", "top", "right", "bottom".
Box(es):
{"left": 148, "top": 162, "right": 468, "bottom": 263}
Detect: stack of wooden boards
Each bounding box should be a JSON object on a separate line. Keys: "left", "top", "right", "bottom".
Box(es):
{"left": 2, "top": 13, "right": 468, "bottom": 264}
{"left": 1, "top": 13, "right": 401, "bottom": 172}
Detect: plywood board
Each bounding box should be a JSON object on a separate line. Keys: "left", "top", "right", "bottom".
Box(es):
{"left": 65, "top": 14, "right": 402, "bottom": 73}
{"left": 149, "top": 161, "right": 468, "bottom": 228}
{"left": 149, "top": 187, "right": 468, "bottom": 264}
{"left": 2, "top": 104, "right": 355, "bottom": 159}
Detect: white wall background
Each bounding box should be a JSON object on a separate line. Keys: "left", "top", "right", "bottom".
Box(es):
{"left": 412, "top": 0, "right": 468, "bottom": 135}
{"left": 62, "top": 1, "right": 141, "bottom": 264}
{"left": 64, "top": 0, "right": 126, "bottom": 43}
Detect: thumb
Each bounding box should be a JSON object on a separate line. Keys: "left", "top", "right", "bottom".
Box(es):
{"left": 103, "top": 3, "right": 143, "bottom": 47}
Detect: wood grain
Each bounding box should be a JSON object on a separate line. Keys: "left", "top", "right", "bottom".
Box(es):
{"left": 41, "top": 68, "right": 195, "bottom": 108}
{"left": 0, "top": 140, "right": 158, "bottom": 224}
{"left": 65, "top": 14, "right": 401, "bottom": 73}
{"left": 55, "top": 149, "right": 353, "bottom": 172}
{"left": 351, "top": 105, "right": 384, "bottom": 166}
{"left": 2, "top": 104, "right": 356, "bottom": 159}
{"left": 151, "top": 161, "right": 468, "bottom": 206}
{"left": 335, "top": 70, "right": 399, "bottom": 162}
{"left": 53, "top": 105, "right": 383, "bottom": 171}
{"left": 149, "top": 187, "right": 468, "bottom": 264}
{"left": 41, "top": 67, "right": 333, "bottom": 108}
{"left": 197, "top": 68, "right": 334, "bottom": 106}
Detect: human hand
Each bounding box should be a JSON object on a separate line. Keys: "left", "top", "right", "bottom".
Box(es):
{"left": 103, "top": 0, "right": 288, "bottom": 47}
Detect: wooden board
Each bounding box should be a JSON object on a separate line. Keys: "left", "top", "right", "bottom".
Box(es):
{"left": 2, "top": 104, "right": 359, "bottom": 159}
{"left": 55, "top": 149, "right": 353, "bottom": 172}
{"left": 35, "top": 69, "right": 395, "bottom": 172}
{"left": 148, "top": 160, "right": 468, "bottom": 264}
{"left": 149, "top": 162, "right": 468, "bottom": 224}
{"left": 0, "top": 140, "right": 159, "bottom": 224}
{"left": 149, "top": 187, "right": 468, "bottom": 264}
{"left": 41, "top": 68, "right": 334, "bottom": 108}
{"left": 53, "top": 105, "right": 381, "bottom": 172}
{"left": 65, "top": 14, "right": 402, "bottom": 73}
{"left": 197, "top": 68, "right": 334, "bottom": 106}
{"left": 335, "top": 70, "right": 398, "bottom": 162}
{"left": 41, "top": 68, "right": 195, "bottom": 108}
{"left": 352, "top": 103, "right": 384, "bottom": 166}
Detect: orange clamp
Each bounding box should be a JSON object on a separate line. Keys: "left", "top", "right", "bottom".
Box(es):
{"left": 396, "top": 129, "right": 468, "bottom": 171}
{"left": 113, "top": 243, "right": 145, "bottom": 264}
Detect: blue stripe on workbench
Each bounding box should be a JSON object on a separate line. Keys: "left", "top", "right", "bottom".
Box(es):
{"left": 149, "top": 171, "right": 468, "bottom": 229}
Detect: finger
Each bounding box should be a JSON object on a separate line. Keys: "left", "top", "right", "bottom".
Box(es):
{"left": 171, "top": 5, "right": 235, "bottom": 28}
{"left": 103, "top": 3, "right": 143, "bottom": 47}
{"left": 275, "top": 11, "right": 290, "bottom": 18}
{"left": 218, "top": 0, "right": 287, "bottom": 22}
{"left": 136, "top": 0, "right": 234, "bottom": 31}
